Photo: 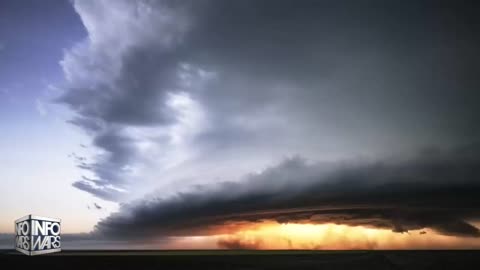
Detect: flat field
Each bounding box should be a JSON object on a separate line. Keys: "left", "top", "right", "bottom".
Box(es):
{"left": 2, "top": 250, "right": 480, "bottom": 269}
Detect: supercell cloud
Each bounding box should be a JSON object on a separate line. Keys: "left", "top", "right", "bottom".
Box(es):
{"left": 95, "top": 145, "right": 480, "bottom": 239}
{"left": 58, "top": 0, "right": 480, "bottom": 241}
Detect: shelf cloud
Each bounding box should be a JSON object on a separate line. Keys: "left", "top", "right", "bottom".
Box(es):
{"left": 95, "top": 144, "right": 480, "bottom": 239}
{"left": 55, "top": 0, "right": 480, "bottom": 244}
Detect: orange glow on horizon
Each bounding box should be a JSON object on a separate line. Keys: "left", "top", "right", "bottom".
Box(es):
{"left": 171, "top": 221, "right": 480, "bottom": 250}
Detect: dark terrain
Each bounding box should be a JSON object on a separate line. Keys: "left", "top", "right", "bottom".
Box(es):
{"left": 2, "top": 250, "right": 480, "bottom": 269}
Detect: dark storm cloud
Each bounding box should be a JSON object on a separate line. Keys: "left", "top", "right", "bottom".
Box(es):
{"left": 89, "top": 131, "right": 138, "bottom": 184}
{"left": 187, "top": 0, "right": 480, "bottom": 133}
{"left": 60, "top": 0, "right": 480, "bottom": 204}
{"left": 59, "top": 50, "right": 182, "bottom": 127}
{"left": 73, "top": 176, "right": 127, "bottom": 202}
{"left": 95, "top": 144, "right": 480, "bottom": 239}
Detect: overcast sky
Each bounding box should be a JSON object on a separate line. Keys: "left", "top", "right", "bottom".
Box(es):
{"left": 1, "top": 0, "right": 480, "bottom": 249}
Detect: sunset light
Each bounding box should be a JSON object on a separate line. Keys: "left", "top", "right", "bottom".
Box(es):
{"left": 207, "top": 221, "right": 480, "bottom": 250}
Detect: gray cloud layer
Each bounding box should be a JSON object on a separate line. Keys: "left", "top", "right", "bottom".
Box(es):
{"left": 94, "top": 144, "right": 480, "bottom": 239}
{"left": 59, "top": 0, "right": 480, "bottom": 202}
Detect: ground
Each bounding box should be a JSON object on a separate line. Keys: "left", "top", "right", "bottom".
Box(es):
{"left": 2, "top": 250, "right": 480, "bottom": 269}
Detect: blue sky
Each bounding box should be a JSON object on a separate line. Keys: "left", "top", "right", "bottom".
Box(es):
{"left": 0, "top": 0, "right": 115, "bottom": 233}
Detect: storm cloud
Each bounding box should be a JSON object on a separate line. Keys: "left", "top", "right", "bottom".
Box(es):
{"left": 58, "top": 0, "right": 480, "bottom": 203}
{"left": 94, "top": 144, "right": 480, "bottom": 239}
{"left": 54, "top": 0, "right": 480, "bottom": 245}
